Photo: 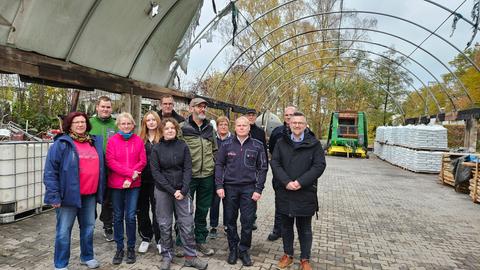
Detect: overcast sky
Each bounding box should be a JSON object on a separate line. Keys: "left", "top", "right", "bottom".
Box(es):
{"left": 181, "top": 0, "right": 479, "bottom": 92}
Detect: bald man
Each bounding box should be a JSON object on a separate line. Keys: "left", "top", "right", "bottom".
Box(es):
{"left": 215, "top": 117, "right": 268, "bottom": 266}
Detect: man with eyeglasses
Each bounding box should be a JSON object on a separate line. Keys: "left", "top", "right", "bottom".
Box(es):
{"left": 179, "top": 98, "right": 217, "bottom": 256}
{"left": 89, "top": 96, "right": 117, "bottom": 242}
{"left": 266, "top": 105, "right": 296, "bottom": 241}
{"left": 271, "top": 111, "right": 326, "bottom": 270}
{"left": 158, "top": 95, "right": 185, "bottom": 123}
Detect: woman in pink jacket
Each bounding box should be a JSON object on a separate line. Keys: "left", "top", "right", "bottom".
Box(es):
{"left": 106, "top": 112, "right": 147, "bottom": 265}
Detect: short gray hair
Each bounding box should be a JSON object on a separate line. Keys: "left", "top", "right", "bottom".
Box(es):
{"left": 116, "top": 112, "right": 136, "bottom": 127}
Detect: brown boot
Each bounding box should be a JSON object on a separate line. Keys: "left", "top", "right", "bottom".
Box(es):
{"left": 299, "top": 259, "right": 312, "bottom": 270}
{"left": 277, "top": 254, "right": 293, "bottom": 269}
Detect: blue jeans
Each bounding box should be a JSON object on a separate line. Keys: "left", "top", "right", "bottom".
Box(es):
{"left": 54, "top": 194, "right": 96, "bottom": 269}
{"left": 111, "top": 188, "right": 140, "bottom": 251}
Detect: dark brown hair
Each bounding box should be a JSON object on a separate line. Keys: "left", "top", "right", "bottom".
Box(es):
{"left": 161, "top": 118, "right": 180, "bottom": 137}
{"left": 96, "top": 95, "right": 112, "bottom": 105}
{"left": 62, "top": 112, "right": 91, "bottom": 133}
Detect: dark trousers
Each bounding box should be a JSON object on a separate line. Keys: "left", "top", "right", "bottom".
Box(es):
{"left": 190, "top": 175, "right": 214, "bottom": 243}
{"left": 137, "top": 182, "right": 161, "bottom": 243}
{"left": 209, "top": 188, "right": 224, "bottom": 228}
{"left": 99, "top": 187, "right": 113, "bottom": 231}
{"left": 281, "top": 214, "right": 313, "bottom": 260}
{"left": 272, "top": 189, "right": 282, "bottom": 235}
{"left": 224, "top": 184, "right": 256, "bottom": 253}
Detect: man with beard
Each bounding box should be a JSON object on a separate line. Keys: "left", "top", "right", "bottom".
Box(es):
{"left": 179, "top": 98, "right": 217, "bottom": 256}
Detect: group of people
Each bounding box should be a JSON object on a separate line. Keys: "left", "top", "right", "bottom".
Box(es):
{"left": 43, "top": 95, "right": 326, "bottom": 270}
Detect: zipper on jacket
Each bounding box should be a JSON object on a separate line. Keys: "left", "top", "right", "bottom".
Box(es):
{"left": 199, "top": 126, "right": 204, "bottom": 174}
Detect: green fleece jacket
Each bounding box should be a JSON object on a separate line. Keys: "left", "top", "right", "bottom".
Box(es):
{"left": 179, "top": 116, "right": 217, "bottom": 178}
{"left": 89, "top": 116, "right": 117, "bottom": 152}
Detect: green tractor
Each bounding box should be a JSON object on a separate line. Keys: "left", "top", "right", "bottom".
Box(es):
{"left": 327, "top": 111, "right": 368, "bottom": 158}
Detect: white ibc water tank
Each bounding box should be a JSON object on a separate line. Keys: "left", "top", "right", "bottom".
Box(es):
{"left": 0, "top": 141, "right": 52, "bottom": 223}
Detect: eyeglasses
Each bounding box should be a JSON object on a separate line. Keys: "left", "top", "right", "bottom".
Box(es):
{"left": 291, "top": 121, "right": 306, "bottom": 126}
{"left": 72, "top": 121, "right": 86, "bottom": 125}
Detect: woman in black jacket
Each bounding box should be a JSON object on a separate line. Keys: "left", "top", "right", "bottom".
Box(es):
{"left": 150, "top": 118, "right": 208, "bottom": 270}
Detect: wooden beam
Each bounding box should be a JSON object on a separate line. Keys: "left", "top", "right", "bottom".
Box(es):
{"left": 0, "top": 45, "right": 192, "bottom": 100}
{"left": 0, "top": 45, "right": 252, "bottom": 113}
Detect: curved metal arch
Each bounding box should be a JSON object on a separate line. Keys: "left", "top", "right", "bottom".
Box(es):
{"left": 193, "top": 8, "right": 479, "bottom": 89}
{"left": 237, "top": 42, "right": 440, "bottom": 111}
{"left": 424, "top": 0, "right": 480, "bottom": 31}
{"left": 216, "top": 28, "right": 455, "bottom": 110}
{"left": 261, "top": 68, "right": 407, "bottom": 120}
{"left": 258, "top": 67, "right": 407, "bottom": 120}
{"left": 246, "top": 55, "right": 432, "bottom": 114}
{"left": 255, "top": 61, "right": 420, "bottom": 114}
{"left": 211, "top": 23, "right": 471, "bottom": 108}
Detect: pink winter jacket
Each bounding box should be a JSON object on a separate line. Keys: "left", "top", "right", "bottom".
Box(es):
{"left": 106, "top": 133, "right": 147, "bottom": 189}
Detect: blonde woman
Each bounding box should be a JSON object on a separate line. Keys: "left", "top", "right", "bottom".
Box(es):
{"left": 106, "top": 112, "right": 147, "bottom": 265}
{"left": 137, "top": 111, "right": 162, "bottom": 254}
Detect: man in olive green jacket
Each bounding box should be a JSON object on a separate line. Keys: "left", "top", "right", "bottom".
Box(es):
{"left": 179, "top": 97, "right": 217, "bottom": 256}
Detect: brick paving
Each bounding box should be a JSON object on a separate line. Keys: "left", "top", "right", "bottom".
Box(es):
{"left": 1, "top": 155, "right": 480, "bottom": 269}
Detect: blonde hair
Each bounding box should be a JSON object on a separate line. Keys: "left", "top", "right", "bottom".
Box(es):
{"left": 139, "top": 111, "right": 162, "bottom": 143}
{"left": 235, "top": 116, "right": 249, "bottom": 125}
{"left": 116, "top": 112, "right": 136, "bottom": 127}
{"left": 216, "top": 116, "right": 230, "bottom": 125}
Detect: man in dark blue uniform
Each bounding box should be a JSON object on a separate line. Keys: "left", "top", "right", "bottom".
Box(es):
{"left": 215, "top": 116, "right": 268, "bottom": 266}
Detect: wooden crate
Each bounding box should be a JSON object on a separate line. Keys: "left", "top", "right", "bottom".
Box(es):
{"left": 464, "top": 161, "right": 480, "bottom": 203}
{"left": 439, "top": 153, "right": 473, "bottom": 193}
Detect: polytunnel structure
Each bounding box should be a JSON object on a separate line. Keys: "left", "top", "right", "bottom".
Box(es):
{"left": 172, "top": 0, "right": 480, "bottom": 125}
{"left": 0, "top": 0, "right": 478, "bottom": 120}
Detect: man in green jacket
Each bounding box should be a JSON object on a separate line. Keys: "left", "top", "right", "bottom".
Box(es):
{"left": 89, "top": 95, "right": 117, "bottom": 242}
{"left": 179, "top": 97, "right": 217, "bottom": 256}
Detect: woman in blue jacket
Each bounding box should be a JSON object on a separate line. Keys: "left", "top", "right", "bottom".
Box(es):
{"left": 44, "top": 111, "right": 105, "bottom": 270}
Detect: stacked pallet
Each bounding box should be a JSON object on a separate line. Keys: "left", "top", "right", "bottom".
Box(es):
{"left": 374, "top": 125, "right": 448, "bottom": 173}
{"left": 439, "top": 153, "right": 480, "bottom": 194}
{"left": 464, "top": 161, "right": 480, "bottom": 203}
{"left": 439, "top": 154, "right": 455, "bottom": 186}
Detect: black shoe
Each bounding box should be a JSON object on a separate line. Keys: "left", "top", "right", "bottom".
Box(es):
{"left": 104, "top": 228, "right": 114, "bottom": 242}
{"left": 125, "top": 247, "right": 136, "bottom": 264}
{"left": 252, "top": 222, "right": 258, "bottom": 231}
{"left": 267, "top": 232, "right": 281, "bottom": 241}
{"left": 239, "top": 251, "right": 253, "bottom": 266}
{"left": 227, "top": 248, "right": 238, "bottom": 265}
{"left": 112, "top": 249, "right": 124, "bottom": 265}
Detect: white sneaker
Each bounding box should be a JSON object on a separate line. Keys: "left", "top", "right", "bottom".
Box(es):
{"left": 138, "top": 241, "right": 150, "bottom": 253}
{"left": 157, "top": 244, "right": 162, "bottom": 255}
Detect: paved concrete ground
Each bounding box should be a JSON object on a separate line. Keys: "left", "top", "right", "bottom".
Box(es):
{"left": 1, "top": 156, "right": 480, "bottom": 270}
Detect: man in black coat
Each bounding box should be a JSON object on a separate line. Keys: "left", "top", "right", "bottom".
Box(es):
{"left": 267, "top": 105, "right": 296, "bottom": 241}
{"left": 271, "top": 112, "right": 326, "bottom": 270}
{"left": 244, "top": 109, "right": 268, "bottom": 231}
